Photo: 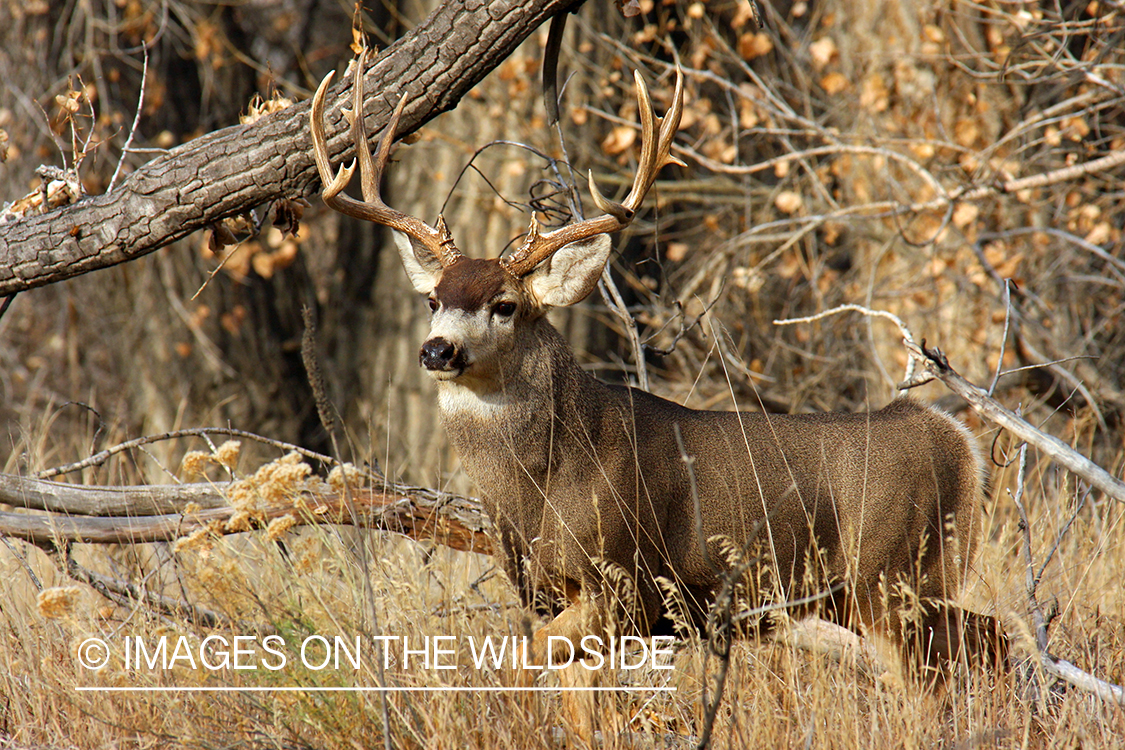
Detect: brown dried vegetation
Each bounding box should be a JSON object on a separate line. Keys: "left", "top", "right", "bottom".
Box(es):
{"left": 1, "top": 0, "right": 1124, "bottom": 747}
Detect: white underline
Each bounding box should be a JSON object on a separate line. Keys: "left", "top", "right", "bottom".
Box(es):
{"left": 76, "top": 686, "right": 676, "bottom": 693}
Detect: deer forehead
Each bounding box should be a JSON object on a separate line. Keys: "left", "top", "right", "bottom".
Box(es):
{"left": 432, "top": 257, "right": 520, "bottom": 311}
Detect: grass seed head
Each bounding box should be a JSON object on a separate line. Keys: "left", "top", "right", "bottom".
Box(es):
{"left": 37, "top": 587, "right": 82, "bottom": 619}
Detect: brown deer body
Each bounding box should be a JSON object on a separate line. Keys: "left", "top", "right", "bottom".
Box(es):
{"left": 311, "top": 54, "right": 1005, "bottom": 675}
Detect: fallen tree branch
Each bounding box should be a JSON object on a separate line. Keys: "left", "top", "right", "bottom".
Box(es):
{"left": 1040, "top": 654, "right": 1125, "bottom": 705}
{"left": 0, "top": 472, "right": 492, "bottom": 554}
{"left": 0, "top": 474, "right": 231, "bottom": 516}
{"left": 1010, "top": 442, "right": 1125, "bottom": 705}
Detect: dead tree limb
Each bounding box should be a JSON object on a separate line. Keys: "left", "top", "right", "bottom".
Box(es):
{"left": 0, "top": 0, "right": 582, "bottom": 295}
{"left": 1010, "top": 443, "right": 1125, "bottom": 705}
{"left": 777, "top": 305, "right": 1125, "bottom": 503}
{"left": 905, "top": 340, "right": 1125, "bottom": 503}
{"left": 0, "top": 474, "right": 231, "bottom": 516}
{"left": 0, "top": 472, "right": 493, "bottom": 554}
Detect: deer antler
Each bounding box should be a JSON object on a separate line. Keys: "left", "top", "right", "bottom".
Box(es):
{"left": 500, "top": 70, "right": 685, "bottom": 278}
{"left": 310, "top": 49, "right": 463, "bottom": 267}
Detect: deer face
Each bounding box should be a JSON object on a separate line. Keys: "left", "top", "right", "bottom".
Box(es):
{"left": 309, "top": 52, "right": 679, "bottom": 388}
{"left": 394, "top": 233, "right": 612, "bottom": 387}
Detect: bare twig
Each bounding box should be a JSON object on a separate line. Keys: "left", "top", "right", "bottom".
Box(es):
{"left": 1010, "top": 442, "right": 1125, "bottom": 705}
{"left": 107, "top": 46, "right": 148, "bottom": 192}
{"left": 34, "top": 428, "right": 339, "bottom": 481}
{"left": 774, "top": 304, "right": 920, "bottom": 388}
{"left": 66, "top": 555, "right": 231, "bottom": 629}
{"left": 988, "top": 280, "right": 1013, "bottom": 397}
{"left": 1010, "top": 444, "right": 1049, "bottom": 653}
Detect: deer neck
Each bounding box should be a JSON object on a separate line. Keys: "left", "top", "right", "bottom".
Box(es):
{"left": 434, "top": 317, "right": 607, "bottom": 486}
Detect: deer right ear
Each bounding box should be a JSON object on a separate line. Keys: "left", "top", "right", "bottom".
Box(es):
{"left": 393, "top": 230, "right": 444, "bottom": 295}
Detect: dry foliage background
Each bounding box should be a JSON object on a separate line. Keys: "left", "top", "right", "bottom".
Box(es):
{"left": 1, "top": 0, "right": 1124, "bottom": 747}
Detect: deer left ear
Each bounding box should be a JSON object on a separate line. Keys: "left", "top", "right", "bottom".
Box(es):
{"left": 526, "top": 234, "right": 612, "bottom": 307}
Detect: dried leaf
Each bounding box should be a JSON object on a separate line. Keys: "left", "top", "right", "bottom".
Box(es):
{"left": 252, "top": 249, "right": 277, "bottom": 279}
{"left": 820, "top": 72, "right": 850, "bottom": 95}
{"left": 620, "top": 0, "right": 642, "bottom": 17}
{"left": 954, "top": 118, "right": 980, "bottom": 147}
{"left": 602, "top": 125, "right": 637, "bottom": 156}
{"left": 951, "top": 203, "right": 979, "bottom": 229}
{"left": 994, "top": 252, "right": 1024, "bottom": 279}
{"left": 1086, "top": 221, "right": 1112, "bottom": 245}
{"left": 272, "top": 198, "right": 308, "bottom": 237}
{"left": 54, "top": 89, "right": 83, "bottom": 116}
{"left": 241, "top": 93, "right": 295, "bottom": 125}
{"left": 859, "top": 74, "right": 889, "bottom": 113}
{"left": 350, "top": 3, "right": 367, "bottom": 55}
{"left": 739, "top": 32, "right": 773, "bottom": 60}
{"left": 809, "top": 37, "right": 838, "bottom": 70}
{"left": 208, "top": 223, "right": 237, "bottom": 253}
{"left": 775, "top": 190, "right": 803, "bottom": 214}
{"left": 1062, "top": 115, "right": 1091, "bottom": 140}
{"left": 665, "top": 242, "right": 689, "bottom": 262}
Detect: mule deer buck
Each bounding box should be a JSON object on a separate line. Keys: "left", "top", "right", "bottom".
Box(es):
{"left": 310, "top": 55, "right": 1006, "bottom": 679}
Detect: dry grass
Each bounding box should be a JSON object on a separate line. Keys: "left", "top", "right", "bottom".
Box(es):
{"left": 1, "top": 428, "right": 1123, "bottom": 748}
{"left": 3, "top": 0, "right": 1125, "bottom": 746}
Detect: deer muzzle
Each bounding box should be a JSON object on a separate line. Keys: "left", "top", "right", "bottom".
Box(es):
{"left": 420, "top": 337, "right": 466, "bottom": 377}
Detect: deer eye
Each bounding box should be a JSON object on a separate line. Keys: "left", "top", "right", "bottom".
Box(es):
{"left": 493, "top": 301, "right": 517, "bottom": 318}
{"left": 428, "top": 297, "right": 439, "bottom": 312}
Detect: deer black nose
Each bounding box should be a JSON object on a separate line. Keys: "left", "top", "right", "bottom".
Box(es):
{"left": 420, "top": 337, "right": 459, "bottom": 371}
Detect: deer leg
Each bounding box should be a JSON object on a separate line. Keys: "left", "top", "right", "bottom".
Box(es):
{"left": 902, "top": 601, "right": 1009, "bottom": 676}
{"left": 522, "top": 589, "right": 610, "bottom": 745}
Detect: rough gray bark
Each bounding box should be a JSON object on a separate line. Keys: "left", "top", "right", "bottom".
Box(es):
{"left": 0, "top": 0, "right": 580, "bottom": 295}
{"left": 0, "top": 473, "right": 230, "bottom": 516}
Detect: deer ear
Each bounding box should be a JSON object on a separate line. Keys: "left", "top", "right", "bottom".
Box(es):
{"left": 393, "top": 230, "right": 444, "bottom": 295}
{"left": 526, "top": 234, "right": 612, "bottom": 307}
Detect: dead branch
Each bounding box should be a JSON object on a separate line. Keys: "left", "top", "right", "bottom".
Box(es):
{"left": 0, "top": 474, "right": 230, "bottom": 516}
{"left": 778, "top": 305, "right": 1125, "bottom": 504}
{"left": 0, "top": 473, "right": 492, "bottom": 554}
{"left": 1010, "top": 442, "right": 1125, "bottom": 705}
{"left": 907, "top": 340, "right": 1125, "bottom": 504}
{"left": 66, "top": 555, "right": 231, "bottom": 629}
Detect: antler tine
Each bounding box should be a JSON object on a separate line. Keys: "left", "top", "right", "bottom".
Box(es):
{"left": 589, "top": 70, "right": 686, "bottom": 219}
{"left": 310, "top": 70, "right": 356, "bottom": 203}
{"left": 502, "top": 69, "right": 685, "bottom": 278}
{"left": 309, "top": 49, "right": 461, "bottom": 267}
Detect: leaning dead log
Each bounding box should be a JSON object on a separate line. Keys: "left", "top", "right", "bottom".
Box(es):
{"left": 0, "top": 0, "right": 584, "bottom": 295}
{"left": 0, "top": 471, "right": 492, "bottom": 554}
